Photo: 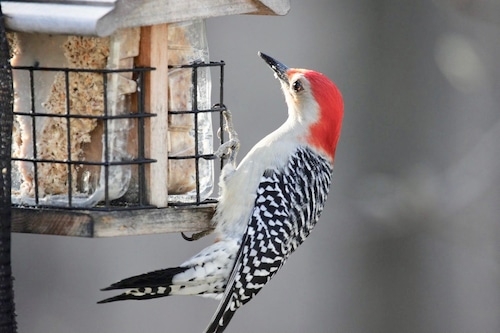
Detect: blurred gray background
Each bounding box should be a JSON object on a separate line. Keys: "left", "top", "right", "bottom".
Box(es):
{"left": 12, "top": 1, "right": 500, "bottom": 332}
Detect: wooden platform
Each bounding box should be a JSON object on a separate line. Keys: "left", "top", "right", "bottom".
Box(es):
{"left": 12, "top": 205, "right": 215, "bottom": 238}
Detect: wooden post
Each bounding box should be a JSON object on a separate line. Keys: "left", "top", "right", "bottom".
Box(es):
{"left": 136, "top": 24, "right": 169, "bottom": 207}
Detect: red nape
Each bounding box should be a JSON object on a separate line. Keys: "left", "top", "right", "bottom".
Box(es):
{"left": 305, "top": 71, "right": 344, "bottom": 161}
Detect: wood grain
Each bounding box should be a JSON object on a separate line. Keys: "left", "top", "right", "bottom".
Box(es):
{"left": 136, "top": 24, "right": 170, "bottom": 207}
{"left": 12, "top": 205, "right": 215, "bottom": 238}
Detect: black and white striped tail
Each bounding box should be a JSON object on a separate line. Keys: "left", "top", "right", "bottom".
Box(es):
{"left": 98, "top": 266, "right": 189, "bottom": 303}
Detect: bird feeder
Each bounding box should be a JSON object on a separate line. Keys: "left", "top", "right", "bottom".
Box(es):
{"left": 5, "top": 0, "right": 290, "bottom": 237}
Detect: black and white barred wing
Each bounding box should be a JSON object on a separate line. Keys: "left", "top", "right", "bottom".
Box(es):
{"left": 204, "top": 147, "right": 333, "bottom": 333}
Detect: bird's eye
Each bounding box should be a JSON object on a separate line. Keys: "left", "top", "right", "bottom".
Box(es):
{"left": 292, "top": 80, "right": 304, "bottom": 93}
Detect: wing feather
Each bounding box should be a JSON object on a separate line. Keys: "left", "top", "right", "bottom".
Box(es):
{"left": 204, "top": 147, "right": 333, "bottom": 333}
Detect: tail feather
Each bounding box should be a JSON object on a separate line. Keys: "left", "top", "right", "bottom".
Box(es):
{"left": 204, "top": 296, "right": 237, "bottom": 333}
{"left": 99, "top": 240, "right": 239, "bottom": 305}
{"left": 98, "top": 288, "right": 170, "bottom": 304}
{"left": 98, "top": 266, "right": 189, "bottom": 304}
{"left": 101, "top": 266, "right": 189, "bottom": 291}
{"left": 203, "top": 244, "right": 246, "bottom": 333}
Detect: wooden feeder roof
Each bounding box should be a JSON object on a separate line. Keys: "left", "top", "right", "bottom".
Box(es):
{"left": 2, "top": 0, "right": 290, "bottom": 36}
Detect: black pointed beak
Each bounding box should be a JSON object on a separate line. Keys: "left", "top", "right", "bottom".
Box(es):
{"left": 258, "top": 52, "right": 289, "bottom": 84}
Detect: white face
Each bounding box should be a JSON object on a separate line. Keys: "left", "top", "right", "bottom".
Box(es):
{"left": 281, "top": 71, "right": 320, "bottom": 126}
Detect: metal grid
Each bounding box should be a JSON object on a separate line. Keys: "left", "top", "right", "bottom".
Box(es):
{"left": 168, "top": 61, "right": 226, "bottom": 206}
{"left": 11, "top": 61, "right": 226, "bottom": 210}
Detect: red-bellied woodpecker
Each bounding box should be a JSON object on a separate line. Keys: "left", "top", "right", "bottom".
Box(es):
{"left": 99, "top": 52, "right": 344, "bottom": 333}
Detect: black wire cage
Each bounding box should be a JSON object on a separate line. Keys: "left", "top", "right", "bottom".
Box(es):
{"left": 11, "top": 61, "right": 227, "bottom": 212}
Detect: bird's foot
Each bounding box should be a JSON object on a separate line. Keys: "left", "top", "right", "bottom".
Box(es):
{"left": 214, "top": 109, "right": 240, "bottom": 166}
{"left": 181, "top": 228, "right": 214, "bottom": 242}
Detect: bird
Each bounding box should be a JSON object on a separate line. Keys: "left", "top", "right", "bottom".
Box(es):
{"left": 99, "top": 52, "right": 344, "bottom": 333}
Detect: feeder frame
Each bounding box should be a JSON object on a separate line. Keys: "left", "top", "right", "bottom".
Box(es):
{"left": 11, "top": 60, "right": 228, "bottom": 237}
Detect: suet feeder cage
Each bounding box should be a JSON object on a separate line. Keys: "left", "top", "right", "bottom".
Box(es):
{"left": 4, "top": 0, "right": 290, "bottom": 237}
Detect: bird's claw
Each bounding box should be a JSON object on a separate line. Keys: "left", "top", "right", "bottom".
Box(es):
{"left": 214, "top": 109, "right": 240, "bottom": 166}
{"left": 181, "top": 228, "right": 214, "bottom": 242}
{"left": 214, "top": 139, "right": 239, "bottom": 160}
